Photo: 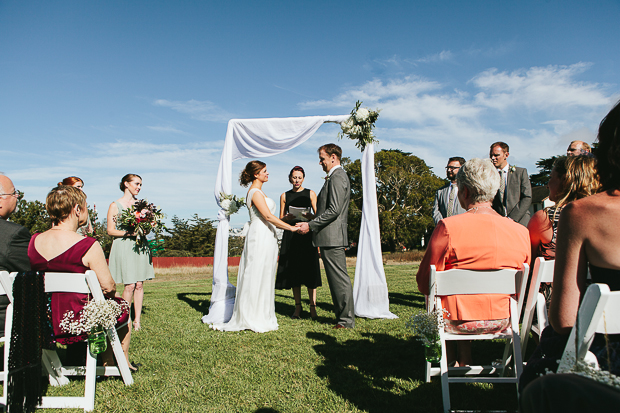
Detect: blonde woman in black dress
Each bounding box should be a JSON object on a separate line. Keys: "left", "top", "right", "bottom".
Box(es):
{"left": 275, "top": 166, "right": 322, "bottom": 319}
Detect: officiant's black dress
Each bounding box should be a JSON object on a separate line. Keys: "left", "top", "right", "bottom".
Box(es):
{"left": 275, "top": 189, "right": 322, "bottom": 289}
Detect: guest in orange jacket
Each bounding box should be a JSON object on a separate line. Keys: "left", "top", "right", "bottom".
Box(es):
{"left": 416, "top": 158, "right": 530, "bottom": 367}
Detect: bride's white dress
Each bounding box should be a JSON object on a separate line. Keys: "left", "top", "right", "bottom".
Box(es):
{"left": 210, "top": 188, "right": 279, "bottom": 333}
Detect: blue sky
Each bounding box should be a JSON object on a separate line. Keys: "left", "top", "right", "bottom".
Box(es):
{"left": 1, "top": 0, "right": 618, "bottom": 227}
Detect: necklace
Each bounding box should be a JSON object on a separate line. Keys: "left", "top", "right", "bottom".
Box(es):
{"left": 50, "top": 227, "right": 76, "bottom": 232}
{"left": 466, "top": 206, "right": 495, "bottom": 213}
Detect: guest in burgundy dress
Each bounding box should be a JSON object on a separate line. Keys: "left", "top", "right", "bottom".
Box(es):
{"left": 29, "top": 185, "right": 134, "bottom": 370}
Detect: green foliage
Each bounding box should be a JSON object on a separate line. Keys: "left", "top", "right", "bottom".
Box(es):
{"left": 8, "top": 192, "right": 51, "bottom": 233}
{"left": 530, "top": 155, "right": 561, "bottom": 187}
{"left": 228, "top": 235, "right": 245, "bottom": 257}
{"left": 161, "top": 214, "right": 217, "bottom": 257}
{"left": 344, "top": 150, "right": 444, "bottom": 252}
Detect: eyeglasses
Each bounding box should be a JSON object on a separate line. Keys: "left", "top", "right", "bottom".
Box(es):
{"left": 445, "top": 166, "right": 460, "bottom": 171}
{"left": 0, "top": 189, "right": 19, "bottom": 198}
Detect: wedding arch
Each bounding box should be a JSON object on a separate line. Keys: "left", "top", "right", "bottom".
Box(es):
{"left": 201, "top": 115, "right": 397, "bottom": 324}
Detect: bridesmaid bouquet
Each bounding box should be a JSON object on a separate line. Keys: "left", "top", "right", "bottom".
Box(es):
{"left": 116, "top": 199, "right": 166, "bottom": 244}
{"left": 338, "top": 100, "right": 381, "bottom": 150}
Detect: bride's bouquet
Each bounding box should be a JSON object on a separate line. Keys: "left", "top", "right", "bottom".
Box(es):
{"left": 116, "top": 199, "right": 166, "bottom": 245}
{"left": 338, "top": 100, "right": 380, "bottom": 150}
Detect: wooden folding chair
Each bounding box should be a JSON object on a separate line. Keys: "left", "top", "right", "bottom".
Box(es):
{"left": 520, "top": 257, "right": 555, "bottom": 357}
{"left": 0, "top": 270, "right": 133, "bottom": 412}
{"left": 557, "top": 283, "right": 620, "bottom": 373}
{"left": 425, "top": 264, "right": 529, "bottom": 413}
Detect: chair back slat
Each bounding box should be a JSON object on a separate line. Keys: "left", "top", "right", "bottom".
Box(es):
{"left": 434, "top": 268, "right": 522, "bottom": 296}
{"left": 595, "top": 290, "right": 620, "bottom": 334}
{"left": 44, "top": 273, "right": 92, "bottom": 295}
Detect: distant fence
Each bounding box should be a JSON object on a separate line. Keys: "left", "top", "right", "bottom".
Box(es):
{"left": 152, "top": 257, "right": 241, "bottom": 268}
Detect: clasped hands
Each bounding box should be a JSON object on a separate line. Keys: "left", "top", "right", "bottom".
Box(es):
{"left": 295, "top": 222, "right": 310, "bottom": 234}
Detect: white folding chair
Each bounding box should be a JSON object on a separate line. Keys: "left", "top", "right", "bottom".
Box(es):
{"left": 425, "top": 263, "right": 529, "bottom": 413}
{"left": 520, "top": 257, "right": 555, "bottom": 357}
{"left": 557, "top": 283, "right": 620, "bottom": 373}
{"left": 0, "top": 270, "right": 133, "bottom": 412}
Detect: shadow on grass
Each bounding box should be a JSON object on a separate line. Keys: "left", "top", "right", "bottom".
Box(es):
{"left": 307, "top": 331, "right": 519, "bottom": 413}
{"left": 177, "top": 292, "right": 211, "bottom": 315}
{"left": 388, "top": 292, "right": 425, "bottom": 309}
{"left": 274, "top": 292, "right": 334, "bottom": 322}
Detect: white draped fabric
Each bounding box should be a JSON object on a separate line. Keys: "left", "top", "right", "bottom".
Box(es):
{"left": 202, "top": 115, "right": 396, "bottom": 324}
{"left": 353, "top": 143, "right": 398, "bottom": 319}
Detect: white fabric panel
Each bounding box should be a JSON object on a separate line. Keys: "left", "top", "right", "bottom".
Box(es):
{"left": 353, "top": 144, "right": 398, "bottom": 319}
{"left": 203, "top": 115, "right": 348, "bottom": 324}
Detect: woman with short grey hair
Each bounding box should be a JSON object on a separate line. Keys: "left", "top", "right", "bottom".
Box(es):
{"left": 456, "top": 157, "right": 500, "bottom": 204}
{"left": 416, "top": 158, "right": 530, "bottom": 367}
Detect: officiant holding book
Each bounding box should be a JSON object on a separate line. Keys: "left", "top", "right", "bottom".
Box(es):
{"left": 275, "top": 166, "right": 322, "bottom": 320}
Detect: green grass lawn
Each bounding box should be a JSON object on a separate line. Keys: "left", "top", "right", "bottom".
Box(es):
{"left": 32, "top": 264, "right": 524, "bottom": 412}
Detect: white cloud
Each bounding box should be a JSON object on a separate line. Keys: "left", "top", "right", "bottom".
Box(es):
{"left": 300, "top": 61, "right": 613, "bottom": 175}
{"left": 408, "top": 50, "right": 454, "bottom": 64}
{"left": 146, "top": 125, "right": 187, "bottom": 134}
{"left": 471, "top": 63, "right": 609, "bottom": 111}
{"left": 153, "top": 99, "right": 234, "bottom": 122}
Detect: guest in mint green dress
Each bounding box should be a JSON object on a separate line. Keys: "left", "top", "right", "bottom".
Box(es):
{"left": 107, "top": 174, "right": 154, "bottom": 331}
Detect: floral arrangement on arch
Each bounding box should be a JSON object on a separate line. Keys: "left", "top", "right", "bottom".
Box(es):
{"left": 59, "top": 299, "right": 129, "bottom": 335}
{"left": 338, "top": 100, "right": 380, "bottom": 150}
{"left": 115, "top": 199, "right": 166, "bottom": 245}
{"left": 219, "top": 192, "right": 246, "bottom": 216}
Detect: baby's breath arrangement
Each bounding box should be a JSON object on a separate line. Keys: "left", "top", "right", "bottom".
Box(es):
{"left": 338, "top": 100, "right": 380, "bottom": 150}
{"left": 406, "top": 309, "right": 448, "bottom": 346}
{"left": 60, "top": 299, "right": 129, "bottom": 335}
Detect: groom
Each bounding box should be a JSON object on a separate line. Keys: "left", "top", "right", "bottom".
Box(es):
{"left": 297, "top": 144, "right": 355, "bottom": 329}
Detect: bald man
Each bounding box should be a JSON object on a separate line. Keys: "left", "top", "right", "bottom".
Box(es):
{"left": 0, "top": 175, "right": 31, "bottom": 335}
{"left": 566, "top": 140, "right": 591, "bottom": 156}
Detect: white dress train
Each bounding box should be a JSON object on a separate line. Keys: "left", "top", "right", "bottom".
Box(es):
{"left": 210, "top": 188, "right": 279, "bottom": 333}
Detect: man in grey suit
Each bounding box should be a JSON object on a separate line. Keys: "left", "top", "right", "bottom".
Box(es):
{"left": 0, "top": 174, "right": 31, "bottom": 335}
{"left": 490, "top": 142, "right": 532, "bottom": 226}
{"left": 432, "top": 156, "right": 466, "bottom": 224}
{"left": 296, "top": 144, "right": 355, "bottom": 329}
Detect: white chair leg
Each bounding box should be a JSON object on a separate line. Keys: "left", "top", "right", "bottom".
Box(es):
{"left": 439, "top": 338, "right": 450, "bottom": 413}
{"left": 425, "top": 359, "right": 431, "bottom": 382}
{"left": 83, "top": 347, "right": 97, "bottom": 411}
{"left": 42, "top": 349, "right": 70, "bottom": 387}
{"left": 106, "top": 326, "right": 133, "bottom": 386}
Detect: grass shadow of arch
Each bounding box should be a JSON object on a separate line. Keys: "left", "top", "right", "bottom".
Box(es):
{"left": 306, "top": 331, "right": 518, "bottom": 412}
{"left": 177, "top": 291, "right": 211, "bottom": 315}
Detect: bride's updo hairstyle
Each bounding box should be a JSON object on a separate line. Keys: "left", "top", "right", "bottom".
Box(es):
{"left": 46, "top": 185, "right": 87, "bottom": 225}
{"left": 120, "top": 174, "right": 142, "bottom": 192}
{"left": 240, "top": 160, "right": 266, "bottom": 187}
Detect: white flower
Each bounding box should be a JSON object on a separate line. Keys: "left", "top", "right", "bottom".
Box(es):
{"left": 340, "top": 117, "right": 354, "bottom": 133}
{"left": 351, "top": 125, "right": 362, "bottom": 136}
{"left": 355, "top": 107, "right": 370, "bottom": 122}
{"left": 220, "top": 199, "right": 232, "bottom": 211}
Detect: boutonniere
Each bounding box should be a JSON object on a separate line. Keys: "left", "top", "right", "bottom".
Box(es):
{"left": 324, "top": 175, "right": 330, "bottom": 181}
{"left": 510, "top": 165, "right": 516, "bottom": 173}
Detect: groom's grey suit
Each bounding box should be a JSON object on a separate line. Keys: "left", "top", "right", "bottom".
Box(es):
{"left": 308, "top": 166, "right": 355, "bottom": 328}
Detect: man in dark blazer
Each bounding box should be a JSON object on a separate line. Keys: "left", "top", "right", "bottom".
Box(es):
{"left": 0, "top": 175, "right": 32, "bottom": 334}
{"left": 296, "top": 144, "right": 355, "bottom": 329}
{"left": 490, "top": 142, "right": 532, "bottom": 226}
{"left": 432, "top": 156, "right": 466, "bottom": 224}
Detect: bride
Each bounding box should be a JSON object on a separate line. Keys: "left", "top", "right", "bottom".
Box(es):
{"left": 211, "top": 160, "right": 299, "bottom": 333}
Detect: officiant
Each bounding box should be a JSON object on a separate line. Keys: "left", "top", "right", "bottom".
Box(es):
{"left": 275, "top": 166, "right": 322, "bottom": 320}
